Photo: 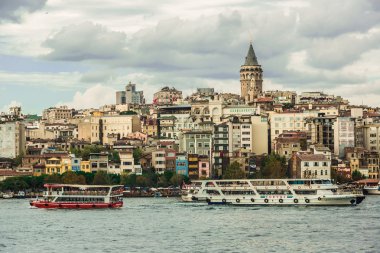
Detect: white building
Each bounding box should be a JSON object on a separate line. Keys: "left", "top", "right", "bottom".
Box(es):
{"left": 0, "top": 122, "right": 26, "bottom": 158}
{"left": 333, "top": 117, "right": 355, "bottom": 158}
{"left": 78, "top": 115, "right": 141, "bottom": 144}
{"left": 293, "top": 153, "right": 331, "bottom": 180}
{"left": 269, "top": 111, "right": 318, "bottom": 148}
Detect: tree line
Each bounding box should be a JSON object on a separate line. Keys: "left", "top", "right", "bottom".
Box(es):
{"left": 0, "top": 170, "right": 189, "bottom": 192}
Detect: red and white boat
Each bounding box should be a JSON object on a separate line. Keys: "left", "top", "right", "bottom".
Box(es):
{"left": 30, "top": 184, "right": 124, "bottom": 209}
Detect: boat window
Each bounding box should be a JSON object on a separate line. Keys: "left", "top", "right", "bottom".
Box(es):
{"left": 221, "top": 190, "right": 255, "bottom": 195}
{"left": 257, "top": 190, "right": 292, "bottom": 195}
{"left": 206, "top": 190, "right": 220, "bottom": 195}
{"left": 294, "top": 190, "right": 317, "bottom": 195}
{"left": 288, "top": 180, "right": 304, "bottom": 185}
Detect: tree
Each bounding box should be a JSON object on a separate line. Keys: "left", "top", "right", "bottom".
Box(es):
{"left": 93, "top": 171, "right": 111, "bottom": 185}
{"left": 260, "top": 153, "right": 287, "bottom": 179}
{"left": 120, "top": 110, "right": 137, "bottom": 115}
{"left": 136, "top": 176, "right": 150, "bottom": 187}
{"left": 352, "top": 170, "right": 365, "bottom": 181}
{"left": 170, "top": 174, "right": 184, "bottom": 186}
{"left": 44, "top": 174, "right": 62, "bottom": 184}
{"left": 133, "top": 148, "right": 143, "bottom": 165}
{"left": 223, "top": 161, "right": 246, "bottom": 179}
{"left": 282, "top": 103, "right": 294, "bottom": 110}
{"left": 158, "top": 175, "right": 169, "bottom": 187}
{"left": 0, "top": 177, "right": 29, "bottom": 192}
{"left": 62, "top": 171, "right": 86, "bottom": 184}
{"left": 109, "top": 150, "right": 120, "bottom": 163}
{"left": 80, "top": 145, "right": 105, "bottom": 161}
{"left": 13, "top": 153, "right": 24, "bottom": 167}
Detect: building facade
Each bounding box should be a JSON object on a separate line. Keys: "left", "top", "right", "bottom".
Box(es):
{"left": 0, "top": 121, "right": 26, "bottom": 158}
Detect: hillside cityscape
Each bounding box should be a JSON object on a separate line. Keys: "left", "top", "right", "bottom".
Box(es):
{"left": 0, "top": 43, "right": 379, "bottom": 189}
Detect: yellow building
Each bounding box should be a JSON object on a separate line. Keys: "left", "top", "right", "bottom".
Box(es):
{"left": 61, "top": 157, "right": 72, "bottom": 174}
{"left": 45, "top": 158, "right": 62, "bottom": 175}
{"left": 80, "top": 161, "right": 91, "bottom": 173}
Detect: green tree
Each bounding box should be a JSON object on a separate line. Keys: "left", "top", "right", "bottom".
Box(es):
{"left": 158, "top": 175, "right": 169, "bottom": 187}
{"left": 352, "top": 170, "right": 365, "bottom": 181}
{"left": 62, "top": 171, "right": 86, "bottom": 184}
{"left": 136, "top": 176, "right": 150, "bottom": 187}
{"left": 80, "top": 145, "right": 105, "bottom": 161}
{"left": 170, "top": 174, "right": 184, "bottom": 186}
{"left": 70, "top": 147, "right": 81, "bottom": 158}
{"left": 44, "top": 173, "right": 62, "bottom": 184}
{"left": 260, "top": 153, "right": 287, "bottom": 179}
{"left": 93, "top": 171, "right": 112, "bottom": 185}
{"left": 13, "top": 153, "right": 24, "bottom": 167}
{"left": 282, "top": 103, "right": 294, "bottom": 110}
{"left": 76, "top": 171, "right": 95, "bottom": 184}
{"left": 133, "top": 148, "right": 143, "bottom": 164}
{"left": 163, "top": 170, "right": 174, "bottom": 183}
{"left": 109, "top": 150, "right": 120, "bottom": 163}
{"left": 0, "top": 177, "right": 29, "bottom": 192}
{"left": 120, "top": 110, "right": 137, "bottom": 115}
{"left": 223, "top": 161, "right": 246, "bottom": 179}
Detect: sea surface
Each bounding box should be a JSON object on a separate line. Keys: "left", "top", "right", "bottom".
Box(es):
{"left": 0, "top": 196, "right": 379, "bottom": 253}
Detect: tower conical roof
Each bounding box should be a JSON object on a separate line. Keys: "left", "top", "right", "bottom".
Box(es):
{"left": 244, "top": 43, "right": 259, "bottom": 66}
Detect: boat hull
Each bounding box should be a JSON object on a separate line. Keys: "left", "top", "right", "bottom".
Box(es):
{"left": 207, "top": 195, "right": 364, "bottom": 206}
{"left": 363, "top": 188, "right": 380, "bottom": 195}
{"left": 30, "top": 201, "right": 123, "bottom": 209}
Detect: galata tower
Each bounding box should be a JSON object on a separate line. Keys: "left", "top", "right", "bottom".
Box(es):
{"left": 240, "top": 43, "right": 263, "bottom": 103}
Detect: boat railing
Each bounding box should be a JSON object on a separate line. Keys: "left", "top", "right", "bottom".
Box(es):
{"left": 335, "top": 189, "right": 363, "bottom": 195}
{"left": 51, "top": 190, "right": 110, "bottom": 196}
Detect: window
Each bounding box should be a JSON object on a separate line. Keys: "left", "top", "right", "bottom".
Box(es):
{"left": 304, "top": 162, "right": 309, "bottom": 167}
{"left": 323, "top": 162, "right": 328, "bottom": 166}
{"left": 198, "top": 143, "right": 202, "bottom": 148}
{"left": 325, "top": 170, "right": 328, "bottom": 175}
{"left": 321, "top": 170, "right": 324, "bottom": 175}
{"left": 314, "top": 162, "right": 319, "bottom": 166}
{"left": 189, "top": 143, "right": 194, "bottom": 148}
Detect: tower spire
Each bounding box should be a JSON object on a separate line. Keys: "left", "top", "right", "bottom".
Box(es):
{"left": 244, "top": 43, "right": 259, "bottom": 66}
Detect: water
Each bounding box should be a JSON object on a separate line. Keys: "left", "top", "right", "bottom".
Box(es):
{"left": 0, "top": 197, "right": 379, "bottom": 253}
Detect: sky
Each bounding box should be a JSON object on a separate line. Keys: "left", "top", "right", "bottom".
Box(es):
{"left": 1, "top": 0, "right": 380, "bottom": 114}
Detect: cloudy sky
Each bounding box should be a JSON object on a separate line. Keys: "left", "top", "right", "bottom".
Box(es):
{"left": 1, "top": 0, "right": 380, "bottom": 114}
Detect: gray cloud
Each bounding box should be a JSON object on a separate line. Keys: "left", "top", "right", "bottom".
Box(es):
{"left": 0, "top": 0, "right": 46, "bottom": 23}
{"left": 38, "top": 0, "right": 380, "bottom": 101}
{"left": 43, "top": 22, "right": 127, "bottom": 61}
{"left": 306, "top": 32, "right": 380, "bottom": 69}
{"left": 298, "top": 0, "right": 380, "bottom": 38}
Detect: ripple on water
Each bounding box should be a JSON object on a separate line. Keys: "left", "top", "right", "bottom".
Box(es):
{"left": 0, "top": 197, "right": 379, "bottom": 252}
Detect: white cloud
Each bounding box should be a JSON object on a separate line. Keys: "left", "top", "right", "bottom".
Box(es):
{"left": 1, "top": 0, "right": 380, "bottom": 112}
{"left": 0, "top": 100, "right": 22, "bottom": 113}
{"left": 57, "top": 84, "right": 116, "bottom": 109}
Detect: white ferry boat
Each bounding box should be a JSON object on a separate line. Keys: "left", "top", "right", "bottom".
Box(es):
{"left": 30, "top": 184, "right": 124, "bottom": 209}
{"left": 363, "top": 182, "right": 380, "bottom": 195}
{"left": 182, "top": 179, "right": 365, "bottom": 206}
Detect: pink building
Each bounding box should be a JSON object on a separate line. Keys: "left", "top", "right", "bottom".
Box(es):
{"left": 198, "top": 155, "right": 210, "bottom": 178}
